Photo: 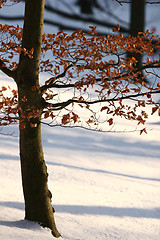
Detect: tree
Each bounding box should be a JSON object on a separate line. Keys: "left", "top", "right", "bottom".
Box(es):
{"left": 0, "top": 0, "right": 60, "bottom": 237}
{"left": 127, "top": 0, "right": 145, "bottom": 79}
{"left": 130, "top": 0, "right": 145, "bottom": 36}
{"left": 0, "top": 0, "right": 160, "bottom": 238}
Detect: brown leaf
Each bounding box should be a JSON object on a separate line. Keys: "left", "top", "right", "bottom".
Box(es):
{"left": 151, "top": 106, "right": 158, "bottom": 115}
{"left": 44, "top": 111, "right": 50, "bottom": 119}
{"left": 140, "top": 128, "right": 147, "bottom": 135}
{"left": 62, "top": 113, "right": 70, "bottom": 125}
{"left": 101, "top": 106, "right": 109, "bottom": 112}
{"left": 107, "top": 118, "right": 113, "bottom": 126}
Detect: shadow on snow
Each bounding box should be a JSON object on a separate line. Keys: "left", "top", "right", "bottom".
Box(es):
{"left": 0, "top": 201, "right": 159, "bottom": 221}
{"left": 47, "top": 161, "right": 160, "bottom": 182}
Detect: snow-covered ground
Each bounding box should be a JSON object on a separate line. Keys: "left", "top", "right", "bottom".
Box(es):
{"left": 0, "top": 73, "right": 160, "bottom": 239}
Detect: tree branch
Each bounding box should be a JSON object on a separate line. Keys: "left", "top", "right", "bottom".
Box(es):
{"left": 48, "top": 89, "right": 160, "bottom": 111}
{"left": 41, "top": 121, "right": 140, "bottom": 134}
{"left": 0, "top": 59, "right": 15, "bottom": 78}
{"left": 115, "top": 0, "right": 123, "bottom": 6}
{"left": 41, "top": 63, "right": 75, "bottom": 92}
{"left": 41, "top": 60, "right": 160, "bottom": 93}
{"left": 95, "top": 61, "right": 160, "bottom": 83}
{"left": 42, "top": 83, "right": 75, "bottom": 91}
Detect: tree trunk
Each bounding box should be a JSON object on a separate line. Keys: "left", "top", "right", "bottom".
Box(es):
{"left": 127, "top": 0, "right": 145, "bottom": 78}
{"left": 19, "top": 115, "right": 60, "bottom": 237}
{"left": 130, "top": 0, "right": 145, "bottom": 37}
{"left": 15, "top": 0, "right": 60, "bottom": 237}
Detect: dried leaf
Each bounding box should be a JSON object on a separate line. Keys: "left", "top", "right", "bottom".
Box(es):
{"left": 140, "top": 128, "right": 147, "bottom": 135}
{"left": 107, "top": 118, "right": 113, "bottom": 126}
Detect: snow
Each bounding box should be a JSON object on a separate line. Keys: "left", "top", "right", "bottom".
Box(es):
{"left": 0, "top": 86, "right": 160, "bottom": 239}
{"left": 0, "top": 1, "right": 160, "bottom": 239}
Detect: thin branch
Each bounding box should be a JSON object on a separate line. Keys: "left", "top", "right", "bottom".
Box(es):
{"left": 41, "top": 63, "right": 75, "bottom": 92}
{"left": 48, "top": 89, "right": 160, "bottom": 110}
{"left": 96, "top": 61, "right": 160, "bottom": 83}
{"left": 0, "top": 128, "right": 18, "bottom": 137}
{"left": 41, "top": 121, "right": 141, "bottom": 134}
{"left": 114, "top": 0, "right": 123, "bottom": 6}
{"left": 41, "top": 60, "right": 160, "bottom": 93}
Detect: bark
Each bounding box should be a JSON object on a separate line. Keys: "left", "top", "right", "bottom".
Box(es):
{"left": 19, "top": 116, "right": 60, "bottom": 237}
{"left": 130, "top": 0, "right": 145, "bottom": 37}
{"left": 15, "top": 0, "right": 60, "bottom": 237}
{"left": 127, "top": 0, "right": 145, "bottom": 71}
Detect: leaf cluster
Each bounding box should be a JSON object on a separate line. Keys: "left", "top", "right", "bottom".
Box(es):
{"left": 0, "top": 24, "right": 160, "bottom": 133}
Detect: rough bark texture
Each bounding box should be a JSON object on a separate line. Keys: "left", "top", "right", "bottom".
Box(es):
{"left": 15, "top": 0, "right": 60, "bottom": 237}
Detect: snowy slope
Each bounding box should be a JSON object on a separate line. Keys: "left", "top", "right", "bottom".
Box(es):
{"left": 0, "top": 80, "right": 160, "bottom": 239}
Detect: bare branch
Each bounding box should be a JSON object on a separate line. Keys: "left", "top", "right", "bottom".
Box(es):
{"left": 114, "top": 0, "right": 123, "bottom": 6}
{"left": 41, "top": 121, "right": 141, "bottom": 134}
{"left": 0, "top": 59, "right": 15, "bottom": 78}
{"left": 0, "top": 128, "right": 18, "bottom": 137}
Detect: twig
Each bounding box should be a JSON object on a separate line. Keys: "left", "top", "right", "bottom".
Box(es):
{"left": 41, "top": 121, "right": 141, "bottom": 134}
